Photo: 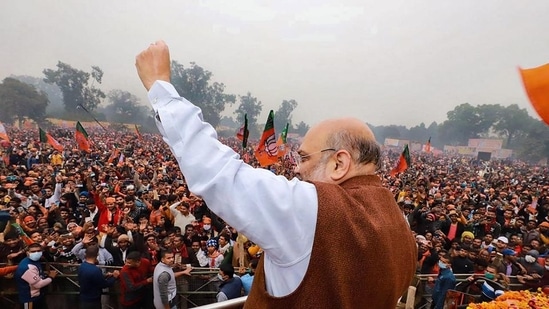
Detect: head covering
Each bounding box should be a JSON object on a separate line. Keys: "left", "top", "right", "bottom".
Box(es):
{"left": 497, "top": 236, "right": 509, "bottom": 244}
{"left": 461, "top": 231, "right": 474, "bottom": 241}
{"left": 67, "top": 222, "right": 78, "bottom": 229}
{"left": 539, "top": 221, "right": 549, "bottom": 228}
{"left": 206, "top": 239, "right": 218, "bottom": 248}
{"left": 416, "top": 235, "right": 427, "bottom": 242}
{"left": 248, "top": 245, "right": 260, "bottom": 256}
{"left": 527, "top": 250, "right": 540, "bottom": 259}
{"left": 501, "top": 249, "right": 516, "bottom": 256}
{"left": 118, "top": 234, "right": 130, "bottom": 243}
{"left": 126, "top": 185, "right": 135, "bottom": 190}
{"left": 79, "top": 191, "right": 89, "bottom": 197}
{"left": 426, "top": 213, "right": 436, "bottom": 221}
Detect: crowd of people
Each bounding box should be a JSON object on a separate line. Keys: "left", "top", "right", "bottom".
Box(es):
{"left": 0, "top": 119, "right": 549, "bottom": 308}
{"left": 0, "top": 120, "right": 548, "bottom": 308}
{"left": 0, "top": 126, "right": 264, "bottom": 309}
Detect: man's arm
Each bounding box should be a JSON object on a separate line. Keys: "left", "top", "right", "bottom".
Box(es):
{"left": 120, "top": 269, "right": 150, "bottom": 292}
{"left": 157, "top": 271, "right": 172, "bottom": 309}
{"left": 146, "top": 80, "right": 317, "bottom": 266}
{"left": 216, "top": 291, "right": 228, "bottom": 302}
{"left": 168, "top": 201, "right": 180, "bottom": 216}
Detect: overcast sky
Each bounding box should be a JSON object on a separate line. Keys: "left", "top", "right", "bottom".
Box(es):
{"left": 1, "top": 0, "right": 548, "bottom": 127}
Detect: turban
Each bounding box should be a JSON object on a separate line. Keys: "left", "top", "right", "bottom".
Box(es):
{"left": 461, "top": 231, "right": 474, "bottom": 241}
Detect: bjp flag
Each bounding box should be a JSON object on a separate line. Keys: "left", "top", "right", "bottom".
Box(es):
{"left": 519, "top": 63, "right": 549, "bottom": 125}
{"left": 254, "top": 110, "right": 278, "bottom": 167}
{"left": 0, "top": 122, "right": 9, "bottom": 142}
{"left": 75, "top": 121, "right": 91, "bottom": 153}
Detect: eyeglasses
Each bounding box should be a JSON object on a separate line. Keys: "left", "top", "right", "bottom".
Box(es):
{"left": 291, "top": 148, "right": 336, "bottom": 166}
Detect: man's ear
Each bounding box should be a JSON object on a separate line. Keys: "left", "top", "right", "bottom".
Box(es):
{"left": 330, "top": 150, "right": 352, "bottom": 182}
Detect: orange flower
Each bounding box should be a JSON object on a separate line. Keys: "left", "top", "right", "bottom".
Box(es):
{"left": 466, "top": 290, "right": 549, "bottom": 309}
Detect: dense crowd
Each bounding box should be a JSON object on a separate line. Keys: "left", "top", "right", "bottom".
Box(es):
{"left": 0, "top": 124, "right": 548, "bottom": 308}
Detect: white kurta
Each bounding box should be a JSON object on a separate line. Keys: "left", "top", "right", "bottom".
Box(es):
{"left": 149, "top": 81, "right": 318, "bottom": 297}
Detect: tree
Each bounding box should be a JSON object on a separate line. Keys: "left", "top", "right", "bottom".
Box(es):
{"left": 0, "top": 77, "right": 49, "bottom": 126}
{"left": 43, "top": 62, "right": 105, "bottom": 112}
{"left": 234, "top": 92, "right": 263, "bottom": 138}
{"left": 516, "top": 120, "right": 549, "bottom": 163}
{"left": 294, "top": 121, "right": 310, "bottom": 136}
{"left": 219, "top": 116, "right": 238, "bottom": 128}
{"left": 408, "top": 123, "right": 428, "bottom": 142}
{"left": 492, "top": 104, "right": 532, "bottom": 148}
{"left": 11, "top": 75, "right": 63, "bottom": 115}
{"left": 170, "top": 61, "right": 235, "bottom": 128}
{"left": 439, "top": 103, "right": 495, "bottom": 145}
{"left": 274, "top": 99, "right": 298, "bottom": 134}
{"left": 105, "top": 90, "right": 147, "bottom": 124}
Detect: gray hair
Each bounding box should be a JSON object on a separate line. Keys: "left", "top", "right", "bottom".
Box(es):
{"left": 326, "top": 130, "right": 381, "bottom": 170}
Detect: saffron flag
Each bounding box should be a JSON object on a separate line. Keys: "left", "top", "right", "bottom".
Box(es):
{"left": 39, "top": 128, "right": 64, "bottom": 152}
{"left": 390, "top": 144, "right": 411, "bottom": 177}
{"left": 2, "top": 153, "right": 9, "bottom": 166}
{"left": 135, "top": 124, "right": 143, "bottom": 140}
{"left": 0, "top": 122, "right": 9, "bottom": 142}
{"left": 11, "top": 223, "right": 34, "bottom": 246}
{"left": 519, "top": 63, "right": 549, "bottom": 125}
{"left": 236, "top": 114, "right": 249, "bottom": 148}
{"left": 254, "top": 110, "right": 278, "bottom": 167}
{"left": 118, "top": 152, "right": 125, "bottom": 166}
{"left": 276, "top": 123, "right": 289, "bottom": 157}
{"left": 107, "top": 148, "right": 120, "bottom": 164}
{"left": 75, "top": 121, "right": 91, "bottom": 153}
{"left": 425, "top": 137, "right": 431, "bottom": 153}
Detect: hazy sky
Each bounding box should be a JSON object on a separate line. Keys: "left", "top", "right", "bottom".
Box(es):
{"left": 1, "top": 1, "right": 548, "bottom": 127}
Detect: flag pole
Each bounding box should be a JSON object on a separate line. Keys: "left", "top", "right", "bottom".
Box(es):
{"left": 77, "top": 104, "right": 107, "bottom": 131}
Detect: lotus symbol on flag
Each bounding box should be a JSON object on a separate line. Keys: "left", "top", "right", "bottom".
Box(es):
{"left": 264, "top": 135, "right": 278, "bottom": 156}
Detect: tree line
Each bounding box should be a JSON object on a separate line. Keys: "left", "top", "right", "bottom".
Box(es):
{"left": 369, "top": 103, "right": 549, "bottom": 163}
{"left": 0, "top": 61, "right": 547, "bottom": 162}
{"left": 0, "top": 60, "right": 302, "bottom": 138}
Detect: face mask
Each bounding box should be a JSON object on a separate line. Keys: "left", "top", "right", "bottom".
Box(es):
{"left": 438, "top": 261, "right": 447, "bottom": 269}
{"left": 545, "top": 265, "right": 549, "bottom": 271}
{"left": 203, "top": 225, "right": 211, "bottom": 231}
{"left": 29, "top": 251, "right": 42, "bottom": 261}
{"left": 484, "top": 272, "right": 495, "bottom": 280}
{"left": 525, "top": 255, "right": 536, "bottom": 263}
{"left": 217, "top": 273, "right": 224, "bottom": 281}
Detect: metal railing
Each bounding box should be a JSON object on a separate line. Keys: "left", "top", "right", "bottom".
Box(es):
{"left": 192, "top": 296, "right": 247, "bottom": 309}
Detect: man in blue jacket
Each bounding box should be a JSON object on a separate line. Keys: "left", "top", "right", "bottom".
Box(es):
{"left": 430, "top": 251, "right": 456, "bottom": 309}
{"left": 217, "top": 262, "right": 243, "bottom": 302}
{"left": 78, "top": 245, "right": 119, "bottom": 309}
{"left": 15, "top": 243, "right": 58, "bottom": 309}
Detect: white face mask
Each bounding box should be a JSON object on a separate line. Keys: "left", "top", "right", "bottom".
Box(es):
{"left": 217, "top": 273, "right": 224, "bottom": 281}
{"left": 525, "top": 255, "right": 536, "bottom": 263}
{"left": 203, "top": 224, "right": 211, "bottom": 231}
{"left": 545, "top": 265, "right": 549, "bottom": 271}
{"left": 29, "top": 251, "right": 43, "bottom": 261}
{"left": 438, "top": 260, "right": 447, "bottom": 269}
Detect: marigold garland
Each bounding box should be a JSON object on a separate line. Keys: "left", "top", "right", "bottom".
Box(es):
{"left": 467, "top": 289, "right": 549, "bottom": 309}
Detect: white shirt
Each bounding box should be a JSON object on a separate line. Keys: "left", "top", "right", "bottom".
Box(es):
{"left": 149, "top": 81, "right": 318, "bottom": 297}
{"left": 169, "top": 201, "right": 196, "bottom": 231}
